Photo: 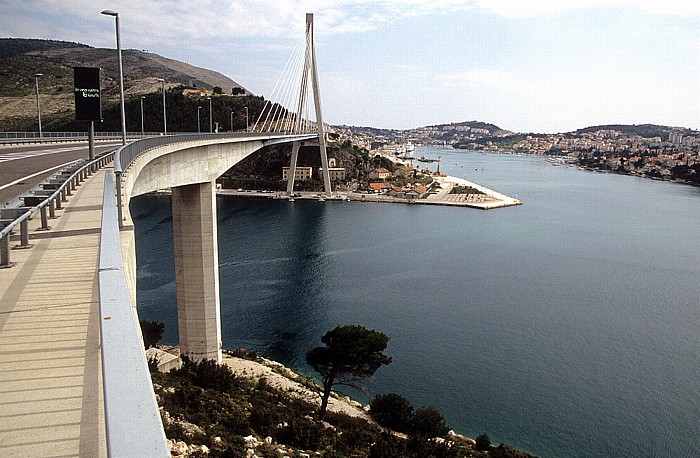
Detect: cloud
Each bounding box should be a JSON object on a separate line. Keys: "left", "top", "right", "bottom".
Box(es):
{"left": 435, "top": 68, "right": 517, "bottom": 89}
{"left": 470, "top": 0, "right": 700, "bottom": 18}
{"left": 0, "top": 1, "right": 479, "bottom": 45}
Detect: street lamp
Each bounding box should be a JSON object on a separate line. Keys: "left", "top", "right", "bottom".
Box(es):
{"left": 157, "top": 78, "right": 167, "bottom": 134}
{"left": 197, "top": 106, "right": 201, "bottom": 133}
{"left": 101, "top": 9, "right": 126, "bottom": 145}
{"left": 140, "top": 96, "right": 145, "bottom": 135}
{"left": 244, "top": 106, "right": 249, "bottom": 132}
{"left": 34, "top": 73, "right": 42, "bottom": 137}
{"left": 230, "top": 111, "right": 234, "bottom": 132}
{"left": 207, "top": 96, "right": 212, "bottom": 133}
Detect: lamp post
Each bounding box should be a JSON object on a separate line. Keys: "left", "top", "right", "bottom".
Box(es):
{"left": 140, "top": 96, "right": 145, "bottom": 135}
{"left": 101, "top": 9, "right": 126, "bottom": 145}
{"left": 157, "top": 78, "right": 167, "bottom": 134}
{"left": 34, "top": 73, "right": 43, "bottom": 137}
{"left": 244, "top": 106, "right": 249, "bottom": 132}
{"left": 230, "top": 111, "right": 234, "bottom": 132}
{"left": 197, "top": 106, "right": 201, "bottom": 133}
{"left": 207, "top": 96, "right": 212, "bottom": 133}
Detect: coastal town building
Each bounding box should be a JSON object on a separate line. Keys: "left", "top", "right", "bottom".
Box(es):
{"left": 395, "top": 166, "right": 416, "bottom": 178}
{"left": 317, "top": 167, "right": 346, "bottom": 181}
{"left": 183, "top": 88, "right": 213, "bottom": 97}
{"left": 368, "top": 182, "right": 392, "bottom": 193}
{"left": 369, "top": 168, "right": 391, "bottom": 180}
{"left": 282, "top": 166, "right": 313, "bottom": 181}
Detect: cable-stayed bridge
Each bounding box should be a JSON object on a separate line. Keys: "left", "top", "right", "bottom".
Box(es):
{"left": 0, "top": 13, "right": 332, "bottom": 457}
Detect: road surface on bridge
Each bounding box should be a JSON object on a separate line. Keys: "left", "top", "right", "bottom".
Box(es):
{"left": 0, "top": 142, "right": 120, "bottom": 205}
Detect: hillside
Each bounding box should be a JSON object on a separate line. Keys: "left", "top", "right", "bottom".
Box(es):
{"left": 0, "top": 38, "right": 249, "bottom": 131}
{"left": 573, "top": 123, "right": 695, "bottom": 138}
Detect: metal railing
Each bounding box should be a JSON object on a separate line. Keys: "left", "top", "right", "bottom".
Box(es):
{"left": 0, "top": 131, "right": 163, "bottom": 144}
{"left": 0, "top": 153, "right": 114, "bottom": 267}
{"left": 113, "top": 131, "right": 318, "bottom": 173}
{"left": 99, "top": 171, "right": 169, "bottom": 457}
{"left": 112, "top": 132, "right": 318, "bottom": 227}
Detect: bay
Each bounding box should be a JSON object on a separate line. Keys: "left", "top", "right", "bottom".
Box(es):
{"left": 133, "top": 147, "right": 700, "bottom": 457}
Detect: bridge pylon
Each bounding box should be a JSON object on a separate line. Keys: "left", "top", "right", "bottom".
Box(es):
{"left": 286, "top": 13, "right": 332, "bottom": 197}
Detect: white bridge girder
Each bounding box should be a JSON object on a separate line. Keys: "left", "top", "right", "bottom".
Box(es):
{"left": 120, "top": 135, "right": 313, "bottom": 362}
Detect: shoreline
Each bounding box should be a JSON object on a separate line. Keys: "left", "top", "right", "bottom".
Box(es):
{"left": 220, "top": 352, "right": 373, "bottom": 421}
{"left": 216, "top": 173, "right": 522, "bottom": 210}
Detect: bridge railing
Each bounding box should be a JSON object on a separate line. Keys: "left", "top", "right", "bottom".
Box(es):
{"left": 0, "top": 131, "right": 162, "bottom": 145}
{"left": 113, "top": 132, "right": 299, "bottom": 173}
{"left": 112, "top": 132, "right": 318, "bottom": 227}
{"left": 99, "top": 171, "right": 169, "bottom": 457}
{"left": 0, "top": 152, "right": 114, "bottom": 267}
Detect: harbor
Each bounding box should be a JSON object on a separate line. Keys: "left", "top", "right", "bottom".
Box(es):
{"left": 217, "top": 176, "right": 522, "bottom": 210}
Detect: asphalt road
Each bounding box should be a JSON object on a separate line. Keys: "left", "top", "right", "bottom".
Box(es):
{"left": 0, "top": 141, "right": 120, "bottom": 205}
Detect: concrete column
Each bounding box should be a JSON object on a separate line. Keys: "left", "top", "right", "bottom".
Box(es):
{"left": 171, "top": 182, "right": 222, "bottom": 363}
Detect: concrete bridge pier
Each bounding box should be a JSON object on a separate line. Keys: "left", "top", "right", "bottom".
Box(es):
{"left": 171, "top": 181, "right": 222, "bottom": 363}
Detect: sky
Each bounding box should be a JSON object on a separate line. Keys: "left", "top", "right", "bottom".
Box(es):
{"left": 2, "top": 0, "right": 700, "bottom": 133}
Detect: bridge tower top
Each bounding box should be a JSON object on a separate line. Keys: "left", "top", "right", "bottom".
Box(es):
{"left": 286, "top": 13, "right": 332, "bottom": 196}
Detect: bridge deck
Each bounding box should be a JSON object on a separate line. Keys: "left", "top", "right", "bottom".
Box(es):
{"left": 0, "top": 169, "right": 107, "bottom": 457}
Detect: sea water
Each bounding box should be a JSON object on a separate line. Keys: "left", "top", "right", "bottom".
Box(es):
{"left": 133, "top": 148, "right": 700, "bottom": 457}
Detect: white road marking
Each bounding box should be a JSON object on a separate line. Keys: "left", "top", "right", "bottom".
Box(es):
{"left": 0, "top": 145, "right": 90, "bottom": 163}
{"left": 0, "top": 160, "right": 82, "bottom": 192}
{"left": 0, "top": 142, "right": 120, "bottom": 163}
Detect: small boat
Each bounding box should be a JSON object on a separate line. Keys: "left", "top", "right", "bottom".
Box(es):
{"left": 288, "top": 198, "right": 295, "bottom": 202}
{"left": 417, "top": 156, "right": 437, "bottom": 163}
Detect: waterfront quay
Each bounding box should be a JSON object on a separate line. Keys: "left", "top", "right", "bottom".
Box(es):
{"left": 218, "top": 174, "right": 522, "bottom": 210}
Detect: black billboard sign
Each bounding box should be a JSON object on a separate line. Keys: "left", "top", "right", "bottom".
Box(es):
{"left": 74, "top": 67, "right": 101, "bottom": 121}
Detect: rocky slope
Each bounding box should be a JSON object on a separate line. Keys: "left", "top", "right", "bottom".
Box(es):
{"left": 0, "top": 38, "right": 248, "bottom": 131}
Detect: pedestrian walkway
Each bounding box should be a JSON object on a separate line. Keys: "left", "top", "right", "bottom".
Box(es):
{"left": 0, "top": 168, "right": 108, "bottom": 457}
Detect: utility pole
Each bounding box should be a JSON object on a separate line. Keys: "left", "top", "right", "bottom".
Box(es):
{"left": 140, "top": 96, "right": 145, "bottom": 135}
{"left": 158, "top": 78, "right": 167, "bottom": 134}
{"left": 101, "top": 10, "right": 126, "bottom": 145}
{"left": 207, "top": 97, "right": 212, "bottom": 133}
{"left": 34, "top": 73, "right": 43, "bottom": 137}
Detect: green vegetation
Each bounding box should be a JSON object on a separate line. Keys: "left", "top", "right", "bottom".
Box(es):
{"left": 370, "top": 394, "right": 449, "bottom": 438}
{"left": 219, "top": 139, "right": 384, "bottom": 191}
{"left": 139, "top": 320, "right": 165, "bottom": 349}
{"left": 574, "top": 123, "right": 697, "bottom": 138}
{"left": 52, "top": 88, "right": 268, "bottom": 133}
{"left": 153, "top": 327, "right": 539, "bottom": 457}
{"left": 369, "top": 393, "right": 414, "bottom": 432}
{"left": 475, "top": 433, "right": 491, "bottom": 451}
{"left": 450, "top": 186, "right": 485, "bottom": 195}
{"left": 0, "top": 38, "right": 249, "bottom": 131}
{"left": 306, "top": 325, "right": 392, "bottom": 421}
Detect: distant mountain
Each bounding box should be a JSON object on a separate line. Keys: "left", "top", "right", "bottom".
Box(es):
{"left": 0, "top": 38, "right": 249, "bottom": 131}
{"left": 422, "top": 120, "right": 511, "bottom": 136}
{"left": 334, "top": 121, "right": 512, "bottom": 144}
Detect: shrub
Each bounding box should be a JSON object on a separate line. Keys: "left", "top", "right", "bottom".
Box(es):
{"left": 369, "top": 432, "right": 408, "bottom": 458}
{"left": 276, "top": 417, "right": 324, "bottom": 450}
{"left": 174, "top": 356, "right": 238, "bottom": 393}
{"left": 326, "top": 412, "right": 381, "bottom": 454}
{"left": 407, "top": 436, "right": 460, "bottom": 458}
{"left": 140, "top": 320, "right": 164, "bottom": 349}
{"left": 370, "top": 393, "right": 414, "bottom": 432}
{"left": 410, "top": 406, "right": 449, "bottom": 438}
{"left": 475, "top": 433, "right": 491, "bottom": 451}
